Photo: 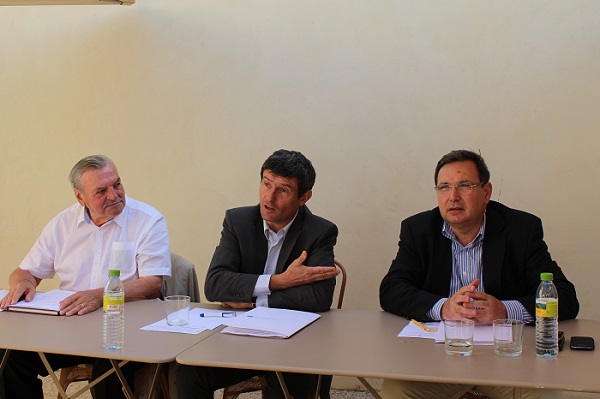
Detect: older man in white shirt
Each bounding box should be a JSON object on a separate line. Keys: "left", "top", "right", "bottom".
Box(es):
{"left": 0, "top": 154, "right": 171, "bottom": 399}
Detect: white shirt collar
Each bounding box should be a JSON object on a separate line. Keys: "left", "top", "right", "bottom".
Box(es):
{"left": 77, "top": 195, "right": 128, "bottom": 228}
{"left": 263, "top": 209, "right": 298, "bottom": 239}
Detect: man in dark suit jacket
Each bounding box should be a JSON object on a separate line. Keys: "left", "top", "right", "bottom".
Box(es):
{"left": 175, "top": 149, "right": 339, "bottom": 399}
{"left": 205, "top": 204, "right": 338, "bottom": 312}
{"left": 379, "top": 150, "right": 578, "bottom": 399}
{"left": 380, "top": 201, "right": 579, "bottom": 322}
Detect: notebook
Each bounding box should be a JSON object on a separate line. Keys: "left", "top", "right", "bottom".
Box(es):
{"left": 221, "top": 306, "right": 320, "bottom": 339}
{"left": 6, "top": 289, "right": 75, "bottom": 316}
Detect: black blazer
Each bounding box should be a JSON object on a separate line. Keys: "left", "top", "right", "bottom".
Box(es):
{"left": 380, "top": 201, "right": 579, "bottom": 321}
{"left": 205, "top": 205, "right": 338, "bottom": 312}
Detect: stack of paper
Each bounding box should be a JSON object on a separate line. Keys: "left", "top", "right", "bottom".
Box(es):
{"left": 140, "top": 307, "right": 239, "bottom": 334}
{"left": 435, "top": 322, "right": 494, "bottom": 345}
{"left": 398, "top": 320, "right": 494, "bottom": 345}
{"left": 0, "top": 289, "right": 8, "bottom": 311}
{"left": 397, "top": 320, "right": 440, "bottom": 339}
{"left": 221, "top": 307, "right": 320, "bottom": 339}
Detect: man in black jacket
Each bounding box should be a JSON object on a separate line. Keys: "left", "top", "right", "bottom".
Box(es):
{"left": 379, "top": 149, "right": 578, "bottom": 398}
{"left": 176, "top": 149, "right": 339, "bottom": 399}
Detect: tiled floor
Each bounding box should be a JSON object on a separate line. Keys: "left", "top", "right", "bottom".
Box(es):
{"left": 38, "top": 374, "right": 600, "bottom": 399}
{"left": 41, "top": 374, "right": 375, "bottom": 398}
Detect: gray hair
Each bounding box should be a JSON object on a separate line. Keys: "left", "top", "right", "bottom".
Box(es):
{"left": 69, "top": 155, "right": 115, "bottom": 191}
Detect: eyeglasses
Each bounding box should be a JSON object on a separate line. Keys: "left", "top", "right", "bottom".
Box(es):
{"left": 434, "top": 182, "right": 485, "bottom": 195}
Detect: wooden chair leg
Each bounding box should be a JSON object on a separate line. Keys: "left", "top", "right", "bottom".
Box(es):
{"left": 57, "top": 364, "right": 93, "bottom": 399}
{"left": 222, "top": 375, "right": 267, "bottom": 399}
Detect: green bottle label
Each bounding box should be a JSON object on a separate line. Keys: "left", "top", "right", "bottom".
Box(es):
{"left": 536, "top": 298, "right": 558, "bottom": 317}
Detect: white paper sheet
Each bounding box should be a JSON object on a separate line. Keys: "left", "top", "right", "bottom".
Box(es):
{"left": 140, "top": 307, "right": 243, "bottom": 334}
{"left": 397, "top": 321, "right": 441, "bottom": 339}
{"left": 435, "top": 322, "right": 494, "bottom": 345}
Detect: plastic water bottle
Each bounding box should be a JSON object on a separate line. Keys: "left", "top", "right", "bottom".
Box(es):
{"left": 103, "top": 269, "right": 124, "bottom": 350}
{"left": 535, "top": 272, "right": 558, "bottom": 358}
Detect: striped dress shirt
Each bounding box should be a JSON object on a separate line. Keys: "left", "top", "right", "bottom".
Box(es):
{"left": 427, "top": 216, "right": 533, "bottom": 323}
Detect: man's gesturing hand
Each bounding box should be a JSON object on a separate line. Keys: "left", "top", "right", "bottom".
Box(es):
{"left": 269, "top": 251, "right": 339, "bottom": 291}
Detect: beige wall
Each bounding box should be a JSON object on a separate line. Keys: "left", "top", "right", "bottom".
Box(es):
{"left": 0, "top": 1, "right": 599, "bottom": 319}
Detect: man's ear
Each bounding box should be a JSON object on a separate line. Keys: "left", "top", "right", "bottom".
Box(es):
{"left": 74, "top": 189, "right": 85, "bottom": 206}
{"left": 299, "top": 190, "right": 312, "bottom": 206}
{"left": 483, "top": 182, "right": 493, "bottom": 203}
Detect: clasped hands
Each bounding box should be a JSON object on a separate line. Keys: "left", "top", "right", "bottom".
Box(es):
{"left": 222, "top": 251, "right": 339, "bottom": 309}
{"left": 441, "top": 278, "right": 507, "bottom": 324}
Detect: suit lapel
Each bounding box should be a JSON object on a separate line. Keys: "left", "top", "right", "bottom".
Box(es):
{"left": 275, "top": 206, "right": 306, "bottom": 273}
{"left": 252, "top": 206, "right": 268, "bottom": 272}
{"left": 482, "top": 205, "right": 507, "bottom": 295}
{"left": 432, "top": 209, "right": 454, "bottom": 295}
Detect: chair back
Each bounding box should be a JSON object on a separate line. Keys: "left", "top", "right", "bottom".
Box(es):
{"left": 333, "top": 259, "right": 347, "bottom": 309}
{"left": 163, "top": 252, "right": 200, "bottom": 302}
{"left": 58, "top": 253, "right": 196, "bottom": 399}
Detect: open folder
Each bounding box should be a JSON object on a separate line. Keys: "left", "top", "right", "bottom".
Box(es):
{"left": 6, "top": 289, "right": 75, "bottom": 316}
{"left": 221, "top": 307, "right": 320, "bottom": 339}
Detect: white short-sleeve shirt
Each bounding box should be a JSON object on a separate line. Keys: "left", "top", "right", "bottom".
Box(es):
{"left": 19, "top": 196, "right": 171, "bottom": 291}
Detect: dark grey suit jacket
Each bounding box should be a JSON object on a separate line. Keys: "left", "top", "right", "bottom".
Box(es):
{"left": 205, "top": 205, "right": 338, "bottom": 312}
{"left": 380, "top": 201, "right": 579, "bottom": 321}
